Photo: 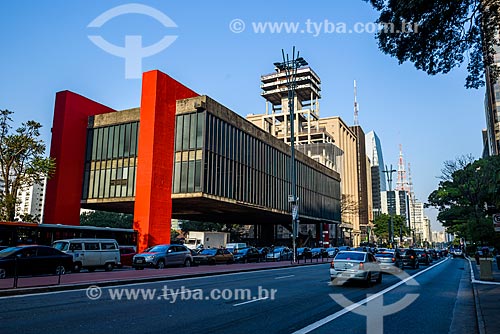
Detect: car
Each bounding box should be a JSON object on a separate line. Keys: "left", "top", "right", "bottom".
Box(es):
{"left": 119, "top": 247, "right": 136, "bottom": 267}
{"left": 266, "top": 247, "right": 292, "bottom": 261}
{"left": 192, "top": 248, "right": 234, "bottom": 265}
{"left": 311, "top": 247, "right": 329, "bottom": 259}
{"left": 226, "top": 243, "right": 247, "bottom": 254}
{"left": 452, "top": 248, "right": 464, "bottom": 258}
{"left": 132, "top": 244, "right": 193, "bottom": 269}
{"left": 325, "top": 247, "right": 339, "bottom": 258}
{"left": 233, "top": 247, "right": 262, "bottom": 263}
{"left": 330, "top": 251, "right": 382, "bottom": 285}
{"left": 400, "top": 248, "right": 419, "bottom": 269}
{"left": 297, "top": 247, "right": 313, "bottom": 260}
{"left": 0, "top": 245, "right": 73, "bottom": 278}
{"left": 375, "top": 251, "right": 402, "bottom": 272}
{"left": 414, "top": 249, "right": 431, "bottom": 265}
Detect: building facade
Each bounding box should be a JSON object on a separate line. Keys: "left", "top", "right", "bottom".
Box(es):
{"left": 15, "top": 179, "right": 47, "bottom": 223}
{"left": 246, "top": 66, "right": 362, "bottom": 246}
{"left": 45, "top": 70, "right": 341, "bottom": 251}
{"left": 365, "top": 131, "right": 387, "bottom": 217}
{"left": 484, "top": 44, "right": 500, "bottom": 156}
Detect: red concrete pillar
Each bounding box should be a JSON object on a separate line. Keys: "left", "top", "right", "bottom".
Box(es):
{"left": 44, "top": 91, "right": 115, "bottom": 225}
{"left": 133, "top": 70, "right": 198, "bottom": 252}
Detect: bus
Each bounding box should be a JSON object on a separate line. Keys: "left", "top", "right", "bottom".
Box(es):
{"left": 0, "top": 221, "right": 138, "bottom": 250}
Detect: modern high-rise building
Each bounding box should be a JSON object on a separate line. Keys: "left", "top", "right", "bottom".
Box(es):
{"left": 484, "top": 44, "right": 500, "bottom": 156}
{"left": 365, "top": 131, "right": 387, "bottom": 217}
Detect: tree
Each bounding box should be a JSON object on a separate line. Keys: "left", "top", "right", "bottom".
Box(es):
{"left": 427, "top": 155, "right": 500, "bottom": 246}
{"left": 0, "top": 109, "right": 55, "bottom": 221}
{"left": 363, "top": 0, "right": 500, "bottom": 88}
{"left": 80, "top": 210, "right": 133, "bottom": 229}
{"left": 372, "top": 213, "right": 409, "bottom": 243}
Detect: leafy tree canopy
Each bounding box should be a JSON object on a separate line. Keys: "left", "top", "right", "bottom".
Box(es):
{"left": 0, "top": 109, "right": 55, "bottom": 221}
{"left": 364, "top": 0, "right": 500, "bottom": 88}
{"left": 372, "top": 213, "right": 409, "bottom": 241}
{"left": 80, "top": 210, "right": 133, "bottom": 229}
{"left": 427, "top": 155, "right": 500, "bottom": 245}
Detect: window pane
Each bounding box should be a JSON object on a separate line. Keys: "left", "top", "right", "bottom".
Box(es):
{"left": 188, "top": 160, "right": 195, "bottom": 192}
{"left": 197, "top": 112, "right": 204, "bottom": 148}
{"left": 189, "top": 113, "right": 197, "bottom": 150}
{"left": 180, "top": 161, "right": 188, "bottom": 193}
{"left": 173, "top": 162, "right": 181, "bottom": 193}
{"left": 175, "top": 115, "right": 183, "bottom": 152}
{"left": 195, "top": 160, "right": 202, "bottom": 192}
{"left": 182, "top": 115, "right": 190, "bottom": 151}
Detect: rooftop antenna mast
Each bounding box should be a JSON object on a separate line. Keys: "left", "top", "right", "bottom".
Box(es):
{"left": 396, "top": 144, "right": 407, "bottom": 191}
{"left": 354, "top": 80, "right": 359, "bottom": 126}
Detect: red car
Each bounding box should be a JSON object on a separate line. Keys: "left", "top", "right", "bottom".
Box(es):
{"left": 119, "top": 247, "right": 136, "bottom": 267}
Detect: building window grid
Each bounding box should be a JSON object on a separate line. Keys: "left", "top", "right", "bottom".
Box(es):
{"left": 83, "top": 122, "right": 139, "bottom": 200}
{"left": 200, "top": 113, "right": 339, "bottom": 220}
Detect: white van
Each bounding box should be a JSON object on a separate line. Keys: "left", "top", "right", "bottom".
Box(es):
{"left": 226, "top": 243, "right": 247, "bottom": 254}
{"left": 52, "top": 238, "right": 121, "bottom": 272}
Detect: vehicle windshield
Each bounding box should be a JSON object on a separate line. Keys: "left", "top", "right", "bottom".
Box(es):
{"left": 200, "top": 249, "right": 217, "bottom": 255}
{"left": 335, "top": 252, "right": 365, "bottom": 261}
{"left": 0, "top": 247, "right": 21, "bottom": 258}
{"left": 52, "top": 242, "right": 69, "bottom": 252}
{"left": 144, "top": 245, "right": 168, "bottom": 253}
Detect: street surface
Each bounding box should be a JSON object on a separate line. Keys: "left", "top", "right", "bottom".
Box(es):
{"left": 0, "top": 257, "right": 475, "bottom": 334}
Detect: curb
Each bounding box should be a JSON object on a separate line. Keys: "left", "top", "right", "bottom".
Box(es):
{"left": 0, "top": 260, "right": 329, "bottom": 298}
{"left": 466, "top": 256, "right": 486, "bottom": 334}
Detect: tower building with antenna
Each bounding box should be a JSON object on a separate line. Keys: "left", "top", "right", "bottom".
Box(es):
{"left": 247, "top": 64, "right": 370, "bottom": 247}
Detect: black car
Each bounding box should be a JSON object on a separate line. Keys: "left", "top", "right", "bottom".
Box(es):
{"left": 233, "top": 247, "right": 262, "bottom": 263}
{"left": 0, "top": 245, "right": 73, "bottom": 278}
{"left": 400, "top": 249, "right": 419, "bottom": 269}
{"left": 415, "top": 249, "right": 431, "bottom": 265}
{"left": 297, "top": 247, "right": 313, "bottom": 260}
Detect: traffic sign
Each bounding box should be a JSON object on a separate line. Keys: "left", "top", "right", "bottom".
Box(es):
{"left": 493, "top": 214, "right": 500, "bottom": 232}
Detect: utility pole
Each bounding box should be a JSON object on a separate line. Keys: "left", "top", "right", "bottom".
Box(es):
{"left": 383, "top": 165, "right": 396, "bottom": 248}
{"left": 273, "top": 47, "right": 308, "bottom": 263}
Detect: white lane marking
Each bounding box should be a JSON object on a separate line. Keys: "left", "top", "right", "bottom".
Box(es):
{"left": 233, "top": 297, "right": 269, "bottom": 307}
{"left": 275, "top": 275, "right": 295, "bottom": 280}
{"left": 466, "top": 256, "right": 500, "bottom": 285}
{"left": 0, "top": 264, "right": 329, "bottom": 300}
{"left": 292, "top": 258, "right": 450, "bottom": 334}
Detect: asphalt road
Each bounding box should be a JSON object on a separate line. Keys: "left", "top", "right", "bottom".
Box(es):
{"left": 0, "top": 256, "right": 475, "bottom": 334}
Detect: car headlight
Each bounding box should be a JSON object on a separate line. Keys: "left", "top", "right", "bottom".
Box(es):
{"left": 144, "top": 255, "right": 155, "bottom": 261}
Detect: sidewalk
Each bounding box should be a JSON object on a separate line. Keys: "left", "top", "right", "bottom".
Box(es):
{"left": 469, "top": 256, "right": 500, "bottom": 334}
{"left": 0, "top": 257, "right": 331, "bottom": 297}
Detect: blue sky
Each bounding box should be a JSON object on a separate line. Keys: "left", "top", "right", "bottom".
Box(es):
{"left": 0, "top": 1, "right": 486, "bottom": 231}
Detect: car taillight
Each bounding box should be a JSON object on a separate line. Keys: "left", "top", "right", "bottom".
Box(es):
{"left": 410, "top": 256, "right": 414, "bottom": 259}
{"left": 392, "top": 258, "right": 396, "bottom": 262}
{"left": 330, "top": 261, "right": 335, "bottom": 268}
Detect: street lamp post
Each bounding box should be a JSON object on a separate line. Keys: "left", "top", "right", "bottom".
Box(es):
{"left": 274, "top": 47, "right": 308, "bottom": 263}
{"left": 383, "top": 165, "right": 396, "bottom": 248}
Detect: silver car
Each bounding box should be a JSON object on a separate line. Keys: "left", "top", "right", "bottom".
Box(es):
{"left": 330, "top": 251, "right": 382, "bottom": 285}
{"left": 132, "top": 244, "right": 193, "bottom": 269}
{"left": 375, "top": 251, "right": 402, "bottom": 272}
{"left": 266, "top": 247, "right": 292, "bottom": 261}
